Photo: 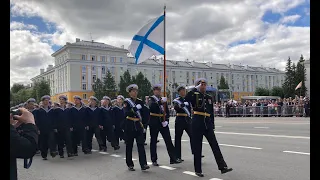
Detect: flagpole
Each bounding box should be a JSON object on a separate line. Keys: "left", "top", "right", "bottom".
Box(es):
{"left": 163, "top": 5, "right": 167, "bottom": 122}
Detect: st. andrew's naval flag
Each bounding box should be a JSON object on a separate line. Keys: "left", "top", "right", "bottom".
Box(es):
{"left": 128, "top": 15, "right": 165, "bottom": 64}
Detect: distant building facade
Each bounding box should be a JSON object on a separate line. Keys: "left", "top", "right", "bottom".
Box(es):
{"left": 31, "top": 38, "right": 285, "bottom": 102}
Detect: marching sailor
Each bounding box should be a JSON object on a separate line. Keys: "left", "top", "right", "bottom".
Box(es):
{"left": 185, "top": 78, "right": 232, "bottom": 177}
{"left": 123, "top": 84, "right": 150, "bottom": 171}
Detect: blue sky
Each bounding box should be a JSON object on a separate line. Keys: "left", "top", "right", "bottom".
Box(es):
{"left": 9, "top": 0, "right": 310, "bottom": 85}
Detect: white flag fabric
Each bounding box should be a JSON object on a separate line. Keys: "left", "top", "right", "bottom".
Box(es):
{"left": 295, "top": 81, "right": 302, "bottom": 90}
{"left": 128, "top": 15, "right": 164, "bottom": 64}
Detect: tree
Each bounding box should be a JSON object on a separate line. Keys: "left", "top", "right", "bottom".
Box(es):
{"left": 119, "top": 70, "right": 133, "bottom": 96}
{"left": 282, "top": 57, "right": 295, "bottom": 98}
{"left": 103, "top": 71, "right": 117, "bottom": 98}
{"left": 218, "top": 75, "right": 229, "bottom": 90}
{"left": 254, "top": 87, "right": 270, "bottom": 96}
{"left": 92, "top": 78, "right": 105, "bottom": 101}
{"left": 15, "top": 88, "right": 33, "bottom": 104}
{"left": 32, "top": 80, "right": 50, "bottom": 102}
{"left": 295, "top": 55, "right": 307, "bottom": 96}
{"left": 132, "top": 72, "right": 152, "bottom": 101}
{"left": 11, "top": 83, "right": 25, "bottom": 93}
{"left": 270, "top": 86, "right": 284, "bottom": 98}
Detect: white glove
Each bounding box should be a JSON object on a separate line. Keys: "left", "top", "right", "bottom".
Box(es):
{"left": 184, "top": 102, "right": 189, "bottom": 106}
{"left": 143, "top": 129, "right": 146, "bottom": 133}
{"left": 136, "top": 104, "right": 142, "bottom": 109}
{"left": 161, "top": 97, "right": 167, "bottom": 102}
{"left": 162, "top": 121, "right": 168, "bottom": 127}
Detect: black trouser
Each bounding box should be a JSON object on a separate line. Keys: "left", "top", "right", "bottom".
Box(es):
{"left": 39, "top": 131, "right": 56, "bottom": 158}
{"left": 100, "top": 127, "right": 117, "bottom": 150}
{"left": 125, "top": 129, "right": 147, "bottom": 168}
{"left": 149, "top": 120, "right": 176, "bottom": 162}
{"left": 72, "top": 127, "right": 87, "bottom": 153}
{"left": 143, "top": 124, "right": 148, "bottom": 143}
{"left": 192, "top": 116, "right": 227, "bottom": 173}
{"left": 175, "top": 117, "right": 193, "bottom": 159}
{"left": 226, "top": 109, "right": 230, "bottom": 117}
{"left": 86, "top": 126, "right": 103, "bottom": 151}
{"left": 56, "top": 128, "right": 73, "bottom": 156}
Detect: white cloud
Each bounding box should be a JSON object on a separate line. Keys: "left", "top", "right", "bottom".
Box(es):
{"left": 10, "top": 21, "right": 37, "bottom": 30}
{"left": 9, "top": 0, "right": 310, "bottom": 86}
{"left": 10, "top": 29, "right": 54, "bottom": 86}
{"left": 280, "top": 15, "right": 301, "bottom": 24}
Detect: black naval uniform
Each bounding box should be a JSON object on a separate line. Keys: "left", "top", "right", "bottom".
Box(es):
{"left": 34, "top": 106, "right": 57, "bottom": 159}
{"left": 148, "top": 96, "right": 178, "bottom": 164}
{"left": 54, "top": 105, "right": 73, "bottom": 157}
{"left": 185, "top": 88, "right": 230, "bottom": 174}
{"left": 142, "top": 104, "right": 150, "bottom": 144}
{"left": 86, "top": 106, "right": 104, "bottom": 152}
{"left": 100, "top": 106, "right": 116, "bottom": 151}
{"left": 69, "top": 105, "right": 88, "bottom": 154}
{"left": 113, "top": 105, "right": 125, "bottom": 147}
{"left": 123, "top": 97, "right": 148, "bottom": 169}
{"left": 173, "top": 96, "right": 193, "bottom": 160}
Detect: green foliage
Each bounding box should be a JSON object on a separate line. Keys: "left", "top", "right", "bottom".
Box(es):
{"left": 11, "top": 83, "right": 25, "bottom": 93}
{"left": 270, "top": 86, "right": 284, "bottom": 98}
{"left": 254, "top": 87, "right": 270, "bottom": 96}
{"left": 119, "top": 70, "right": 133, "bottom": 96}
{"left": 131, "top": 72, "right": 152, "bottom": 101}
{"left": 32, "top": 80, "right": 50, "bottom": 102}
{"left": 218, "top": 75, "right": 229, "bottom": 90}
{"left": 92, "top": 78, "right": 105, "bottom": 100}
{"left": 282, "top": 55, "right": 307, "bottom": 98}
{"left": 103, "top": 71, "right": 117, "bottom": 98}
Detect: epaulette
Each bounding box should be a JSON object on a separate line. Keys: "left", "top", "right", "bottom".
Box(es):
{"left": 137, "top": 98, "right": 142, "bottom": 101}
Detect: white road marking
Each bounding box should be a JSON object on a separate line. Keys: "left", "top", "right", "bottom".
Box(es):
{"left": 203, "top": 142, "right": 209, "bottom": 144}
{"left": 170, "top": 129, "right": 175, "bottom": 131}
{"left": 215, "top": 131, "right": 310, "bottom": 139}
{"left": 99, "top": 152, "right": 109, "bottom": 155}
{"left": 132, "top": 158, "right": 137, "bottom": 161}
{"left": 123, "top": 158, "right": 126, "bottom": 159}
{"left": 91, "top": 149, "right": 98, "bottom": 152}
{"left": 219, "top": 144, "right": 262, "bottom": 150}
{"left": 254, "top": 127, "right": 269, "bottom": 129}
{"left": 215, "top": 126, "right": 222, "bottom": 128}
{"left": 283, "top": 151, "right": 310, "bottom": 155}
{"left": 210, "top": 178, "right": 223, "bottom": 180}
{"left": 216, "top": 121, "right": 309, "bottom": 125}
{"left": 159, "top": 166, "right": 176, "bottom": 170}
{"left": 181, "top": 140, "right": 189, "bottom": 142}
{"left": 110, "top": 154, "right": 121, "bottom": 157}
{"left": 183, "top": 171, "right": 197, "bottom": 176}
{"left": 172, "top": 139, "right": 175, "bottom": 141}
{"left": 147, "top": 162, "right": 152, "bottom": 165}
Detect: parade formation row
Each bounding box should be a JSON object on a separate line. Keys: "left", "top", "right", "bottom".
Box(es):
{"left": 12, "top": 78, "right": 233, "bottom": 177}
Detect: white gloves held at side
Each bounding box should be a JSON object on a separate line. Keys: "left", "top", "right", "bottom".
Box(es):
{"left": 184, "top": 102, "right": 189, "bottom": 106}
{"left": 161, "top": 97, "right": 167, "bottom": 102}
{"left": 136, "top": 104, "right": 142, "bottom": 109}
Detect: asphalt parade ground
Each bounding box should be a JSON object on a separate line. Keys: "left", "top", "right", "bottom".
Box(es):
{"left": 17, "top": 117, "right": 310, "bottom": 180}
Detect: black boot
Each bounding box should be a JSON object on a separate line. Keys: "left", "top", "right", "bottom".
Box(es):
{"left": 152, "top": 161, "right": 159, "bottom": 166}
{"left": 195, "top": 172, "right": 204, "bottom": 177}
{"left": 170, "top": 158, "right": 182, "bottom": 164}
{"left": 220, "top": 167, "right": 233, "bottom": 174}
{"left": 128, "top": 166, "right": 135, "bottom": 171}
{"left": 141, "top": 164, "right": 150, "bottom": 171}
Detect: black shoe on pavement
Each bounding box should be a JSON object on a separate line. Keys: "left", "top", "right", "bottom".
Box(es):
{"left": 195, "top": 172, "right": 204, "bottom": 177}
{"left": 114, "top": 146, "right": 120, "bottom": 150}
{"left": 201, "top": 155, "right": 205, "bottom": 158}
{"left": 152, "top": 161, "right": 159, "bottom": 166}
{"left": 141, "top": 165, "right": 150, "bottom": 171}
{"left": 51, "top": 152, "right": 57, "bottom": 158}
{"left": 170, "top": 159, "right": 182, "bottom": 164}
{"left": 128, "top": 166, "right": 135, "bottom": 171}
{"left": 176, "top": 158, "right": 184, "bottom": 162}
{"left": 157, "top": 140, "right": 160, "bottom": 143}
{"left": 144, "top": 143, "right": 147, "bottom": 145}
{"left": 60, "top": 155, "right": 64, "bottom": 158}
{"left": 42, "top": 157, "right": 48, "bottom": 160}
{"left": 220, "top": 167, "right": 233, "bottom": 174}
{"left": 68, "top": 154, "right": 74, "bottom": 158}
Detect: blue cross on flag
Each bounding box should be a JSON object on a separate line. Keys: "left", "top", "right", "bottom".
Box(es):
{"left": 128, "top": 15, "right": 165, "bottom": 64}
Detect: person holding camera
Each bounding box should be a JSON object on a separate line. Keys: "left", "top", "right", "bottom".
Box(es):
{"left": 10, "top": 108, "right": 38, "bottom": 180}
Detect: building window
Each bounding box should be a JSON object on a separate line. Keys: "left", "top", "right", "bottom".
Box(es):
{"left": 119, "top": 57, "right": 123, "bottom": 63}
{"left": 93, "top": 75, "right": 97, "bottom": 81}
{"left": 83, "top": 94, "right": 87, "bottom": 100}
{"left": 91, "top": 55, "right": 96, "bottom": 61}
{"left": 111, "top": 57, "right": 115, "bottom": 63}
{"left": 111, "top": 67, "right": 115, "bottom": 74}
{"left": 82, "top": 83, "right": 87, "bottom": 90}
{"left": 82, "top": 75, "right": 86, "bottom": 81}
{"left": 102, "top": 66, "right": 106, "bottom": 74}
{"left": 82, "top": 55, "right": 86, "bottom": 60}
{"left": 101, "top": 56, "right": 106, "bottom": 62}
{"left": 82, "top": 66, "right": 86, "bottom": 73}
{"left": 92, "top": 66, "right": 95, "bottom": 73}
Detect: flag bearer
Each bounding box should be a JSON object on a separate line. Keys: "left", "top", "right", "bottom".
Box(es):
{"left": 148, "top": 84, "right": 182, "bottom": 166}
